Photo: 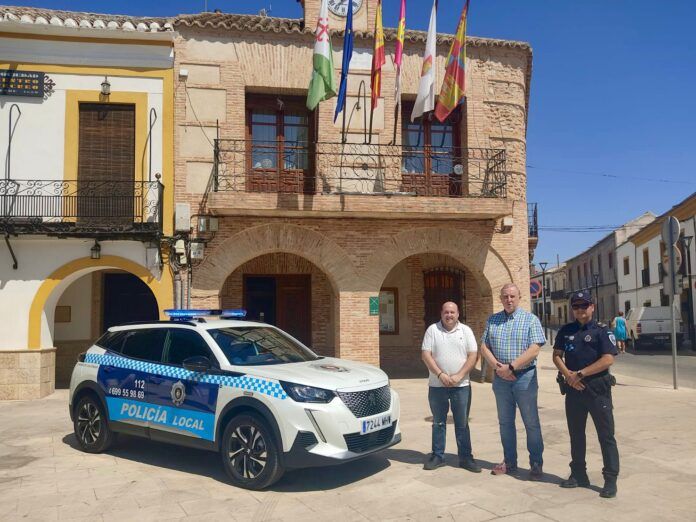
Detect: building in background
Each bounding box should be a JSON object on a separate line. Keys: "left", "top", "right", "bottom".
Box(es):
{"left": 617, "top": 193, "right": 696, "bottom": 345}
{"left": 172, "top": 0, "right": 534, "bottom": 376}
{"left": 565, "top": 212, "right": 655, "bottom": 324}
{"left": 0, "top": 7, "right": 175, "bottom": 399}
{"left": 531, "top": 263, "right": 567, "bottom": 328}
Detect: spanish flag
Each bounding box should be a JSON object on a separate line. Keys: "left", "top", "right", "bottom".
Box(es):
{"left": 370, "top": 0, "right": 385, "bottom": 109}
{"left": 434, "top": 0, "right": 470, "bottom": 122}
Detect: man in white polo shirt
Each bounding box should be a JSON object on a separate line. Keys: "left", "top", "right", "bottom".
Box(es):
{"left": 422, "top": 301, "right": 480, "bottom": 472}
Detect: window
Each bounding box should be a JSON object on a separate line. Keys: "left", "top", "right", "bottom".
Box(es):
{"left": 246, "top": 95, "right": 314, "bottom": 193}
{"left": 121, "top": 329, "right": 167, "bottom": 362}
{"left": 165, "top": 329, "right": 214, "bottom": 366}
{"left": 209, "top": 327, "right": 318, "bottom": 366}
{"left": 95, "top": 330, "right": 127, "bottom": 352}
{"left": 583, "top": 263, "right": 588, "bottom": 287}
{"left": 643, "top": 300, "right": 652, "bottom": 307}
{"left": 624, "top": 300, "right": 631, "bottom": 314}
{"left": 608, "top": 252, "right": 613, "bottom": 269}
{"left": 597, "top": 254, "right": 602, "bottom": 279}
{"left": 423, "top": 269, "right": 465, "bottom": 328}
{"left": 623, "top": 257, "right": 630, "bottom": 276}
{"left": 379, "top": 288, "right": 399, "bottom": 334}
{"left": 78, "top": 103, "right": 135, "bottom": 223}
{"left": 576, "top": 266, "right": 581, "bottom": 289}
{"left": 660, "top": 289, "right": 669, "bottom": 306}
{"left": 402, "top": 102, "right": 463, "bottom": 196}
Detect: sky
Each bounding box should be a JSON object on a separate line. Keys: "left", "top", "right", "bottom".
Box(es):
{"left": 7, "top": 0, "right": 696, "bottom": 268}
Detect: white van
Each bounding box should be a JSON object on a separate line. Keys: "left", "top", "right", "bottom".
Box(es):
{"left": 625, "top": 306, "right": 683, "bottom": 349}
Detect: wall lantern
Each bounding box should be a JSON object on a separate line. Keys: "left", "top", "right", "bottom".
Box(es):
{"left": 101, "top": 76, "right": 111, "bottom": 96}
{"left": 90, "top": 240, "right": 101, "bottom": 260}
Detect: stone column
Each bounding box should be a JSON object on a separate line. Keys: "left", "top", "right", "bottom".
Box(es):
{"left": 334, "top": 290, "right": 380, "bottom": 367}
{"left": 0, "top": 348, "right": 56, "bottom": 400}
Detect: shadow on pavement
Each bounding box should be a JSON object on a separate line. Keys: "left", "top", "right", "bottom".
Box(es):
{"left": 62, "top": 432, "right": 391, "bottom": 492}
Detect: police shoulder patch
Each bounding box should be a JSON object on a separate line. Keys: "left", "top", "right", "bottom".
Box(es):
{"left": 608, "top": 333, "right": 617, "bottom": 346}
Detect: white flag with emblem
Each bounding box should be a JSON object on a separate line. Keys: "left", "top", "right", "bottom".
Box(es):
{"left": 411, "top": 0, "right": 437, "bottom": 121}
{"left": 307, "top": 0, "right": 337, "bottom": 110}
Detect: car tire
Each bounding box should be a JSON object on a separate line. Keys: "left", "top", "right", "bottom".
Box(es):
{"left": 73, "top": 395, "right": 115, "bottom": 453}
{"left": 221, "top": 414, "right": 284, "bottom": 490}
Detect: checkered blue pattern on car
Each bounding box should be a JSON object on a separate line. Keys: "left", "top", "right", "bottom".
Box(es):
{"left": 481, "top": 308, "right": 546, "bottom": 366}
{"left": 85, "top": 352, "right": 287, "bottom": 399}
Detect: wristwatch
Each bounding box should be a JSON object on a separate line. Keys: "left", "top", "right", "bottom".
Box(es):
{"left": 577, "top": 371, "right": 585, "bottom": 379}
{"left": 508, "top": 363, "right": 516, "bottom": 374}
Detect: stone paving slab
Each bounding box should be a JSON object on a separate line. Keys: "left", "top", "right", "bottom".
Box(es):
{"left": 1, "top": 350, "right": 695, "bottom": 521}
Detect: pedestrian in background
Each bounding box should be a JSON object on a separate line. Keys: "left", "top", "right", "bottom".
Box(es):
{"left": 421, "top": 301, "right": 481, "bottom": 472}
{"left": 480, "top": 283, "right": 546, "bottom": 480}
{"left": 553, "top": 291, "right": 620, "bottom": 498}
{"left": 611, "top": 311, "right": 627, "bottom": 353}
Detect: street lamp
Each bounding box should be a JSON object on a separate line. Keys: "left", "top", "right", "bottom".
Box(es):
{"left": 539, "top": 261, "right": 548, "bottom": 331}
{"left": 681, "top": 235, "right": 693, "bottom": 347}
{"left": 593, "top": 272, "right": 600, "bottom": 320}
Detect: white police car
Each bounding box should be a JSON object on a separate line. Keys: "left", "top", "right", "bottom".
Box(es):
{"left": 69, "top": 309, "right": 401, "bottom": 489}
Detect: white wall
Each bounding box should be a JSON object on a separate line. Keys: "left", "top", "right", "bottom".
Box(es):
{"left": 54, "top": 273, "right": 92, "bottom": 341}
{"left": 0, "top": 73, "right": 163, "bottom": 183}
{"left": 0, "top": 239, "right": 160, "bottom": 350}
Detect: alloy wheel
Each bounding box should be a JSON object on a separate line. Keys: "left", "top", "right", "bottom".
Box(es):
{"left": 227, "top": 424, "right": 267, "bottom": 479}
{"left": 77, "top": 401, "right": 102, "bottom": 446}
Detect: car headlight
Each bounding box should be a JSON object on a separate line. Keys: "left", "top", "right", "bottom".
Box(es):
{"left": 280, "top": 381, "right": 335, "bottom": 403}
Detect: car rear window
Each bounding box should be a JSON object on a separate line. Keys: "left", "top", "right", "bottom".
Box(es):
{"left": 120, "top": 329, "right": 168, "bottom": 363}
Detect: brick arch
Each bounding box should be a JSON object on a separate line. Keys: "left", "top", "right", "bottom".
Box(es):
{"left": 362, "top": 227, "right": 513, "bottom": 297}
{"left": 193, "top": 223, "right": 359, "bottom": 294}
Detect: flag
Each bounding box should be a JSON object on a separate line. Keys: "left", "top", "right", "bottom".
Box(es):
{"left": 434, "top": 0, "right": 470, "bottom": 122}
{"left": 370, "top": 0, "right": 385, "bottom": 109}
{"left": 411, "top": 0, "right": 437, "bottom": 122}
{"left": 393, "top": 0, "right": 406, "bottom": 102}
{"left": 307, "top": 0, "right": 337, "bottom": 110}
{"left": 334, "top": 1, "right": 354, "bottom": 122}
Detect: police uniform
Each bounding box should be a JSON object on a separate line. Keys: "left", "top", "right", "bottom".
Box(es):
{"left": 553, "top": 292, "right": 619, "bottom": 497}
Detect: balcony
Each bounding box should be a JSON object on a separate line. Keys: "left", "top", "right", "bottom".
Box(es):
{"left": 550, "top": 289, "right": 567, "bottom": 300}
{"left": 0, "top": 180, "right": 163, "bottom": 239}
{"left": 208, "top": 140, "right": 510, "bottom": 219}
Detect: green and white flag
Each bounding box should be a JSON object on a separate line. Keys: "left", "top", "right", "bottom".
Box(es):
{"left": 307, "top": 0, "right": 337, "bottom": 110}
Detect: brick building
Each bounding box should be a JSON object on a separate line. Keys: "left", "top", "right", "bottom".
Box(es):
{"left": 172, "top": 0, "right": 534, "bottom": 376}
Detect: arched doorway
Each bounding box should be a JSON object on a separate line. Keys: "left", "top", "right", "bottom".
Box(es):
{"left": 53, "top": 269, "right": 159, "bottom": 387}
{"left": 219, "top": 253, "right": 336, "bottom": 357}
{"left": 378, "top": 253, "right": 491, "bottom": 378}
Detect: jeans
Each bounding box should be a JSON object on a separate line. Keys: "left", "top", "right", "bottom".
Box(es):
{"left": 492, "top": 369, "right": 544, "bottom": 468}
{"left": 428, "top": 386, "right": 473, "bottom": 460}
{"left": 565, "top": 375, "right": 619, "bottom": 478}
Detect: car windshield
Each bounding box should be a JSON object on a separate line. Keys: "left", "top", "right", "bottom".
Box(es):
{"left": 208, "top": 326, "right": 319, "bottom": 366}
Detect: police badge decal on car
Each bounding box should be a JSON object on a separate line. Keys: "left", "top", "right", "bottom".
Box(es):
{"left": 171, "top": 381, "right": 186, "bottom": 406}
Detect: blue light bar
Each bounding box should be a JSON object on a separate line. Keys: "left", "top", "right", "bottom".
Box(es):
{"left": 221, "top": 309, "right": 247, "bottom": 318}
{"left": 164, "top": 309, "right": 215, "bottom": 319}
{"left": 163, "top": 309, "right": 248, "bottom": 321}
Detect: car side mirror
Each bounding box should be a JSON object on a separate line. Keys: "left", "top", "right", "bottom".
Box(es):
{"left": 182, "top": 355, "right": 211, "bottom": 373}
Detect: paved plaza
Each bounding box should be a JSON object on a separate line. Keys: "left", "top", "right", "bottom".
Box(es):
{"left": 1, "top": 350, "right": 695, "bottom": 521}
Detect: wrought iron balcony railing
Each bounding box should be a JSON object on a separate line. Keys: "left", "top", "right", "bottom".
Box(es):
{"left": 213, "top": 140, "right": 507, "bottom": 198}
{"left": 0, "top": 180, "right": 163, "bottom": 238}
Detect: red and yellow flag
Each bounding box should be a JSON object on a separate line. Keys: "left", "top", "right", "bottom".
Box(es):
{"left": 394, "top": 0, "right": 406, "bottom": 101}
{"left": 434, "top": 0, "right": 470, "bottom": 122}
{"left": 370, "top": 0, "right": 385, "bottom": 109}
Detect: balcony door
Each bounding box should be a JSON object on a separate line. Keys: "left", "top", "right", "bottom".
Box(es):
{"left": 246, "top": 95, "right": 315, "bottom": 194}
{"left": 401, "top": 102, "right": 463, "bottom": 196}
{"left": 77, "top": 103, "right": 135, "bottom": 225}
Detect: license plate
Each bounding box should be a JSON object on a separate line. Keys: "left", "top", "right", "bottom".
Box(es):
{"left": 361, "top": 414, "right": 392, "bottom": 434}
{"left": 654, "top": 335, "right": 669, "bottom": 340}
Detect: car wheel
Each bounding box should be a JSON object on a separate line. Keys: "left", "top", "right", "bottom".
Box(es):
{"left": 221, "top": 414, "right": 284, "bottom": 490}
{"left": 74, "top": 395, "right": 115, "bottom": 453}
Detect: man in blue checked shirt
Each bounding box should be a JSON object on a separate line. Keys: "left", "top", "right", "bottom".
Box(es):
{"left": 480, "top": 283, "right": 547, "bottom": 480}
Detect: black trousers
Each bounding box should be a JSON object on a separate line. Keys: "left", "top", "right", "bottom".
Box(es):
{"left": 565, "top": 375, "right": 620, "bottom": 478}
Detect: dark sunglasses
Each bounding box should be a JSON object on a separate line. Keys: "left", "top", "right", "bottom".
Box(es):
{"left": 571, "top": 304, "right": 590, "bottom": 310}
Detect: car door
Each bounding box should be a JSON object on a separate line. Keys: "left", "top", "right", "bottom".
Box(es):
{"left": 147, "top": 328, "right": 220, "bottom": 443}
{"left": 100, "top": 328, "right": 167, "bottom": 434}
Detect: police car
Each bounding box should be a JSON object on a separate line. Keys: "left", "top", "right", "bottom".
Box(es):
{"left": 69, "top": 309, "right": 401, "bottom": 489}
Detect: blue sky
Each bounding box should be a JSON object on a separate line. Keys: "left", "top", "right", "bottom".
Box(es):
{"left": 9, "top": 0, "right": 696, "bottom": 267}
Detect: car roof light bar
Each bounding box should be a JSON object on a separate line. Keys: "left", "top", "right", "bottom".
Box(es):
{"left": 164, "top": 309, "right": 247, "bottom": 321}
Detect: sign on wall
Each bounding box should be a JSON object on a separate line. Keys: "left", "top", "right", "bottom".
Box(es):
{"left": 0, "top": 69, "right": 45, "bottom": 97}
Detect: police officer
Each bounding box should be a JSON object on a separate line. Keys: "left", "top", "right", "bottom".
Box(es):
{"left": 552, "top": 291, "right": 619, "bottom": 498}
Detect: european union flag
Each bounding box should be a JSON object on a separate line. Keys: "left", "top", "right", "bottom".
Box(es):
{"left": 333, "top": 0, "right": 354, "bottom": 122}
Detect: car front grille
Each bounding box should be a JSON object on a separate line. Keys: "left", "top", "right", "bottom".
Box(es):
{"left": 343, "top": 422, "right": 397, "bottom": 453}
{"left": 337, "top": 385, "right": 391, "bottom": 418}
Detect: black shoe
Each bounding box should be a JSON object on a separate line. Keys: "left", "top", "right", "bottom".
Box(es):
{"left": 560, "top": 474, "right": 591, "bottom": 488}
{"left": 423, "top": 454, "right": 445, "bottom": 470}
{"left": 459, "top": 457, "right": 482, "bottom": 473}
{"left": 600, "top": 477, "right": 617, "bottom": 498}
{"left": 529, "top": 463, "right": 544, "bottom": 481}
